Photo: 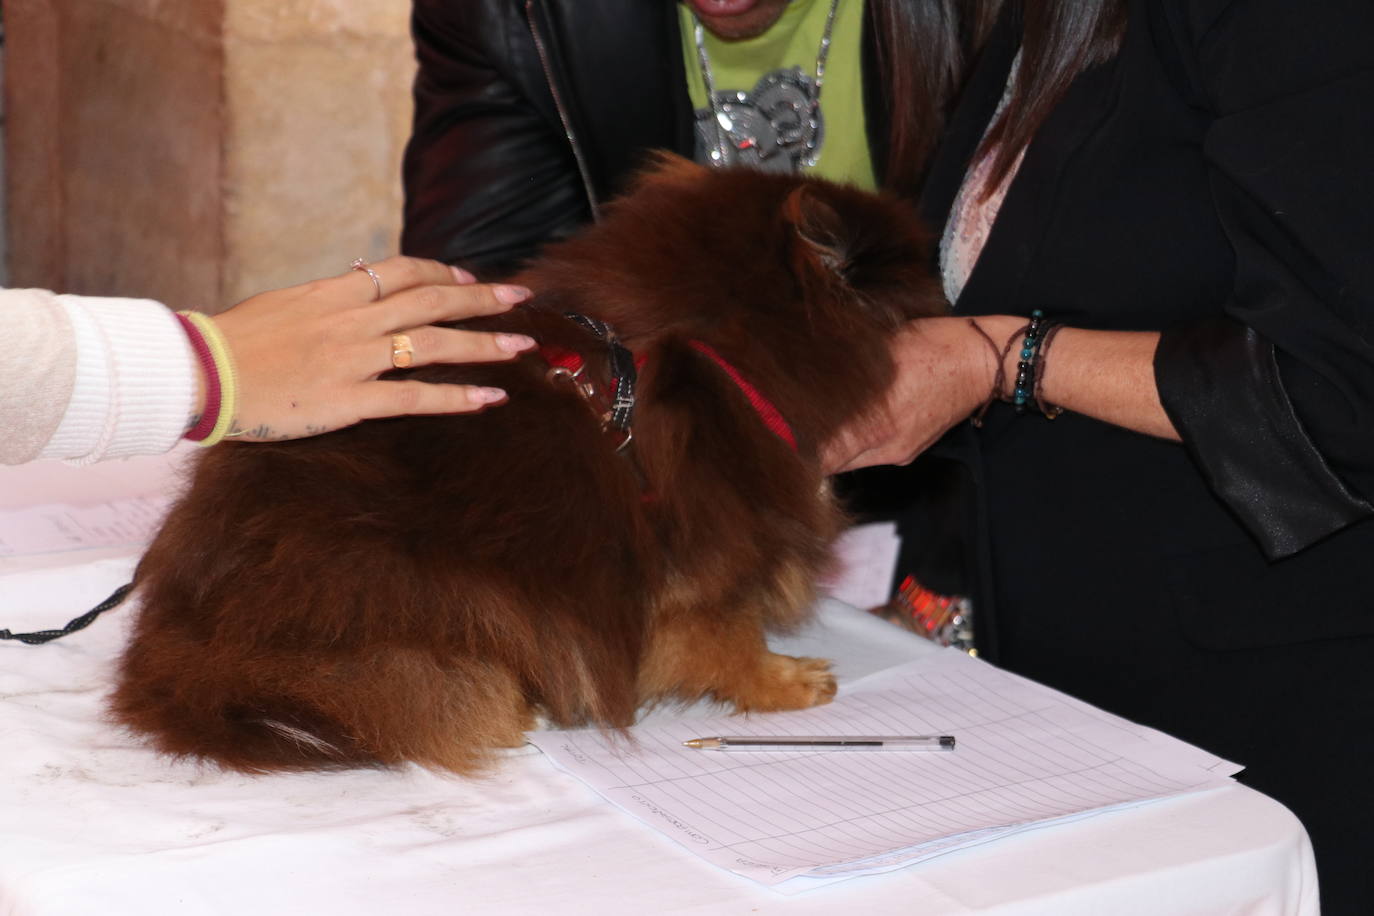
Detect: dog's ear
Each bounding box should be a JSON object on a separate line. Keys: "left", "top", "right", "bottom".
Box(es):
{"left": 782, "top": 185, "right": 853, "bottom": 289}
{"left": 782, "top": 182, "right": 942, "bottom": 328}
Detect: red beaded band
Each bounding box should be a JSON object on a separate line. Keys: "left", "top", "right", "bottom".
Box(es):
{"left": 175, "top": 312, "right": 221, "bottom": 442}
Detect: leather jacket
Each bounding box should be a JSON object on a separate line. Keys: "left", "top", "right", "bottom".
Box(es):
{"left": 403, "top": 1, "right": 695, "bottom": 278}
{"left": 400, "top": 0, "right": 918, "bottom": 279}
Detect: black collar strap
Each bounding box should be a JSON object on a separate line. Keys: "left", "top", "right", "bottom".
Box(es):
{"left": 540, "top": 313, "right": 638, "bottom": 452}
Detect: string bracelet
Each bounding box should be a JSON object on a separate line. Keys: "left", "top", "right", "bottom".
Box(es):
{"left": 1033, "top": 321, "right": 1065, "bottom": 420}
{"left": 1012, "top": 309, "right": 1048, "bottom": 414}
{"left": 176, "top": 311, "right": 239, "bottom": 446}
{"left": 967, "top": 319, "right": 1020, "bottom": 428}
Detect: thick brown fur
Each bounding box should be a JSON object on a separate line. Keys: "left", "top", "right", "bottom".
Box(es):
{"left": 111, "top": 155, "right": 944, "bottom": 775}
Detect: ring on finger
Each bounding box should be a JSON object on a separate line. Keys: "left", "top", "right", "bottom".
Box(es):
{"left": 351, "top": 258, "right": 384, "bottom": 301}
{"left": 390, "top": 332, "right": 415, "bottom": 369}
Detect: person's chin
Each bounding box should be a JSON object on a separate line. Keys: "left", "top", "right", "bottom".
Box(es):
{"left": 685, "top": 0, "right": 791, "bottom": 41}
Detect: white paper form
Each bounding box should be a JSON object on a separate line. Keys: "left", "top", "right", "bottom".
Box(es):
{"left": 0, "top": 495, "right": 171, "bottom": 559}
{"left": 817, "top": 521, "right": 901, "bottom": 611}
{"left": 528, "top": 648, "right": 1241, "bottom": 893}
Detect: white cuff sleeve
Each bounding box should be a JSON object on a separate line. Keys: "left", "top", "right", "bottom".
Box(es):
{"left": 41, "top": 296, "right": 197, "bottom": 464}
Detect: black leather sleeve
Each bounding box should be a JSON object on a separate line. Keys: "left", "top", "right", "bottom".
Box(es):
{"left": 401, "top": 0, "right": 592, "bottom": 278}
{"left": 1152, "top": 0, "right": 1374, "bottom": 558}
{"left": 401, "top": 1, "right": 693, "bottom": 281}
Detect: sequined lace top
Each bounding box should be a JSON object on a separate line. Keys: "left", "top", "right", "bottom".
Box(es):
{"left": 939, "top": 52, "right": 1025, "bottom": 306}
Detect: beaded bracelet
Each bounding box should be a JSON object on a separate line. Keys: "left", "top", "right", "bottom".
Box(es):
{"left": 1012, "top": 309, "right": 1047, "bottom": 414}
{"left": 176, "top": 311, "right": 239, "bottom": 446}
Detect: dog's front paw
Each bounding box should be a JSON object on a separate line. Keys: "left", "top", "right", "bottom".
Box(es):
{"left": 735, "top": 654, "right": 837, "bottom": 712}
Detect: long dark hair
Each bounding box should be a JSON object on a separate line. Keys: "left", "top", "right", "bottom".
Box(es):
{"left": 872, "top": 0, "right": 1127, "bottom": 198}
{"left": 871, "top": 0, "right": 1001, "bottom": 198}
{"left": 978, "top": 0, "right": 1128, "bottom": 192}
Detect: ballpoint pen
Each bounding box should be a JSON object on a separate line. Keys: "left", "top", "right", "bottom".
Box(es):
{"left": 682, "top": 735, "right": 955, "bottom": 751}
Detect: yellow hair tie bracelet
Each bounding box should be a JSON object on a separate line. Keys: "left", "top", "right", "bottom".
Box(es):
{"left": 177, "top": 311, "right": 239, "bottom": 447}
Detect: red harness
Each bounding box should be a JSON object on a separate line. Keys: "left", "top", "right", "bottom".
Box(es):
{"left": 686, "top": 340, "right": 797, "bottom": 450}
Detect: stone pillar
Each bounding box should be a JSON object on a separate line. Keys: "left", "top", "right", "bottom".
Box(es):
{"left": 4, "top": 0, "right": 415, "bottom": 311}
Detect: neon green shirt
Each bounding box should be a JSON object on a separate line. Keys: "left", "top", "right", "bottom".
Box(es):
{"left": 677, "top": 0, "right": 876, "bottom": 190}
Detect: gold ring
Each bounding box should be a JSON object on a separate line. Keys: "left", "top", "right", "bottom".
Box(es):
{"left": 390, "top": 333, "right": 414, "bottom": 369}
{"left": 351, "top": 258, "right": 383, "bottom": 301}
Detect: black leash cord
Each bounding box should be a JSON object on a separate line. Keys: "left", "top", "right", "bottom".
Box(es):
{"left": 0, "top": 581, "right": 134, "bottom": 645}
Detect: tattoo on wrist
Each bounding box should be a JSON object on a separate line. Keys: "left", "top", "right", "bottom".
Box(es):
{"left": 225, "top": 422, "right": 331, "bottom": 441}
{"left": 228, "top": 422, "right": 288, "bottom": 441}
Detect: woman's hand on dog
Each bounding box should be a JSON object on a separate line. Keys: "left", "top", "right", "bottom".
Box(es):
{"left": 206, "top": 256, "right": 536, "bottom": 441}
{"left": 821, "top": 315, "right": 1021, "bottom": 473}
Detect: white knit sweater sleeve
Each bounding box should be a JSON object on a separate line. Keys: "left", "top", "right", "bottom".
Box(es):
{"left": 2, "top": 290, "right": 197, "bottom": 465}
{"left": 0, "top": 289, "right": 79, "bottom": 464}
{"left": 41, "top": 294, "right": 197, "bottom": 464}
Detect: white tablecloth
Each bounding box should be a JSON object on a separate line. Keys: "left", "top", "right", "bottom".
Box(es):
{"left": 0, "top": 452, "right": 1319, "bottom": 915}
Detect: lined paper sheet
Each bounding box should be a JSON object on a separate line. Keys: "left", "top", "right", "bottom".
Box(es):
{"left": 528, "top": 648, "right": 1240, "bottom": 894}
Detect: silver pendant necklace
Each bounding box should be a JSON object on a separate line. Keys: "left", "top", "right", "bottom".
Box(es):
{"left": 691, "top": 0, "right": 840, "bottom": 173}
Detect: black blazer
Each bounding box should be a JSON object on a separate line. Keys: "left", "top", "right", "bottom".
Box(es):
{"left": 918, "top": 0, "right": 1374, "bottom": 661}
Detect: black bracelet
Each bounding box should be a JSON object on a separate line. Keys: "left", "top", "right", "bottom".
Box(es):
{"left": 1033, "top": 321, "right": 1064, "bottom": 419}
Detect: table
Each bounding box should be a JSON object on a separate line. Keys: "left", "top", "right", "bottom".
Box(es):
{"left": 0, "top": 451, "right": 1319, "bottom": 914}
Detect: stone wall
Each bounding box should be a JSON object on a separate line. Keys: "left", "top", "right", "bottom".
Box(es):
{"left": 0, "top": 14, "right": 9, "bottom": 287}
{"left": 4, "top": 0, "right": 415, "bottom": 310}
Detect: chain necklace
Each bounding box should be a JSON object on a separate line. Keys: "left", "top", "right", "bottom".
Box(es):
{"left": 691, "top": 0, "right": 840, "bottom": 173}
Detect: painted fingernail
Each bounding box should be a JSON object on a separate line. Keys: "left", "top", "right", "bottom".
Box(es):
{"left": 450, "top": 265, "right": 477, "bottom": 284}
{"left": 495, "top": 333, "right": 537, "bottom": 353}
{"left": 494, "top": 285, "right": 533, "bottom": 304}
{"left": 473, "top": 387, "right": 508, "bottom": 405}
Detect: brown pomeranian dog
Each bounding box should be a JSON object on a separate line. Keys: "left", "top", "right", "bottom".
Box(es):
{"left": 112, "top": 155, "right": 944, "bottom": 774}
